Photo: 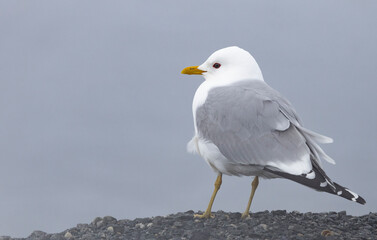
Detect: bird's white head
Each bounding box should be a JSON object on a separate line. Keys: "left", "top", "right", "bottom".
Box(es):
{"left": 182, "top": 46, "right": 264, "bottom": 83}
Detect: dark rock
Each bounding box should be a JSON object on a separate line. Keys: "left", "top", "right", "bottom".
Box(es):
{"left": 253, "top": 223, "right": 268, "bottom": 232}
{"left": 272, "top": 210, "right": 287, "bottom": 216}
{"left": 176, "top": 214, "right": 193, "bottom": 221}
{"left": 49, "top": 234, "right": 65, "bottom": 240}
{"left": 173, "top": 221, "right": 183, "bottom": 228}
{"left": 111, "top": 226, "right": 124, "bottom": 234}
{"left": 102, "top": 216, "right": 117, "bottom": 223}
{"left": 188, "top": 230, "right": 210, "bottom": 240}
{"left": 26, "top": 231, "right": 49, "bottom": 240}
{"left": 90, "top": 217, "right": 102, "bottom": 226}
{"left": 338, "top": 210, "right": 347, "bottom": 216}
{"left": 247, "top": 233, "right": 261, "bottom": 238}
{"left": 228, "top": 212, "right": 242, "bottom": 219}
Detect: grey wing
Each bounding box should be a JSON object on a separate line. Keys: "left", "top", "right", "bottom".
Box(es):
{"left": 196, "top": 81, "right": 312, "bottom": 175}
{"left": 275, "top": 91, "right": 335, "bottom": 165}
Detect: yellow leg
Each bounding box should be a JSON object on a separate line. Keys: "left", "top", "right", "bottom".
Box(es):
{"left": 194, "top": 173, "right": 222, "bottom": 219}
{"left": 241, "top": 176, "right": 259, "bottom": 219}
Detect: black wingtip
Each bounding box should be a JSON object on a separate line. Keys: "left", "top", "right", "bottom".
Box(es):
{"left": 263, "top": 167, "right": 367, "bottom": 205}
{"left": 333, "top": 182, "right": 366, "bottom": 205}
{"left": 356, "top": 195, "right": 366, "bottom": 205}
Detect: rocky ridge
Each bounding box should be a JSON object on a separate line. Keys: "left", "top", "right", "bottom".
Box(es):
{"left": 1, "top": 210, "right": 376, "bottom": 240}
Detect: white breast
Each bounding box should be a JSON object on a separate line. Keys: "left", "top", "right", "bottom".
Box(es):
{"left": 189, "top": 79, "right": 227, "bottom": 172}
{"left": 192, "top": 80, "right": 212, "bottom": 132}
{"left": 192, "top": 78, "right": 238, "bottom": 132}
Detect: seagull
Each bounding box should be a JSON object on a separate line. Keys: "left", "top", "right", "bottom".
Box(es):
{"left": 181, "top": 46, "right": 366, "bottom": 219}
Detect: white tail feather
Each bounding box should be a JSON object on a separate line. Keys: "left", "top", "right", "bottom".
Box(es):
{"left": 310, "top": 139, "right": 336, "bottom": 165}
{"left": 297, "top": 126, "right": 333, "bottom": 144}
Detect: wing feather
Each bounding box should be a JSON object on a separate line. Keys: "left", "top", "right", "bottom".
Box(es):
{"left": 196, "top": 81, "right": 314, "bottom": 175}
{"left": 196, "top": 80, "right": 335, "bottom": 177}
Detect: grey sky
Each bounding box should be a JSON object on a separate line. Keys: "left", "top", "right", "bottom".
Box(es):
{"left": 0, "top": 0, "right": 376, "bottom": 237}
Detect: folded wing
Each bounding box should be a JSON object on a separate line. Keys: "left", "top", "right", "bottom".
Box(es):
{"left": 195, "top": 80, "right": 333, "bottom": 183}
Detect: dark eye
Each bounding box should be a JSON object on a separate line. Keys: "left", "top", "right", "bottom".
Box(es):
{"left": 213, "top": 63, "right": 221, "bottom": 69}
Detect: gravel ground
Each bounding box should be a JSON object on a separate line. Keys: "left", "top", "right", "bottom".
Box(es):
{"left": 2, "top": 211, "right": 376, "bottom": 240}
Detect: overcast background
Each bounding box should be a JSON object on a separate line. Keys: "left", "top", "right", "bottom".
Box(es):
{"left": 0, "top": 0, "right": 376, "bottom": 237}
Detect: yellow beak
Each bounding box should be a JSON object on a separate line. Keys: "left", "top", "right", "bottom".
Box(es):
{"left": 181, "top": 66, "right": 206, "bottom": 75}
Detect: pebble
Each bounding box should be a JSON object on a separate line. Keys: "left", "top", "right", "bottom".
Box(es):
{"left": 106, "top": 226, "right": 114, "bottom": 233}
{"left": 173, "top": 221, "right": 183, "bottom": 228}
{"left": 135, "top": 223, "right": 145, "bottom": 229}
{"left": 91, "top": 217, "right": 102, "bottom": 225}
{"left": 5, "top": 211, "right": 377, "bottom": 240}
{"left": 258, "top": 223, "right": 268, "bottom": 231}
{"left": 63, "top": 232, "right": 73, "bottom": 239}
{"left": 28, "top": 231, "right": 47, "bottom": 239}
{"left": 103, "top": 216, "right": 117, "bottom": 223}
{"left": 95, "top": 220, "right": 104, "bottom": 228}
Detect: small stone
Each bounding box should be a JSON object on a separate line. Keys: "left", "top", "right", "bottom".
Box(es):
{"left": 29, "top": 231, "right": 47, "bottom": 238}
{"left": 107, "top": 226, "right": 114, "bottom": 233}
{"left": 135, "top": 223, "right": 145, "bottom": 229}
{"left": 135, "top": 217, "right": 151, "bottom": 224}
{"left": 151, "top": 216, "right": 163, "bottom": 225}
{"left": 114, "top": 225, "right": 124, "bottom": 234}
{"left": 233, "top": 229, "right": 242, "bottom": 236}
{"left": 260, "top": 224, "right": 268, "bottom": 230}
{"left": 272, "top": 210, "right": 287, "bottom": 216}
{"left": 189, "top": 230, "right": 210, "bottom": 240}
{"left": 103, "top": 216, "right": 117, "bottom": 222}
{"left": 254, "top": 223, "right": 268, "bottom": 232}
{"left": 173, "top": 221, "right": 183, "bottom": 228}
{"left": 91, "top": 217, "right": 102, "bottom": 226}
{"left": 321, "top": 229, "right": 334, "bottom": 236}
{"left": 288, "top": 224, "right": 305, "bottom": 233}
{"left": 76, "top": 223, "right": 89, "bottom": 229}
{"left": 177, "top": 214, "right": 193, "bottom": 221}
{"left": 228, "top": 212, "right": 242, "bottom": 219}
{"left": 96, "top": 220, "right": 104, "bottom": 228}
{"left": 64, "top": 232, "right": 73, "bottom": 239}
{"left": 338, "top": 211, "right": 347, "bottom": 216}
{"left": 147, "top": 222, "right": 153, "bottom": 228}
{"left": 50, "top": 234, "right": 65, "bottom": 240}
